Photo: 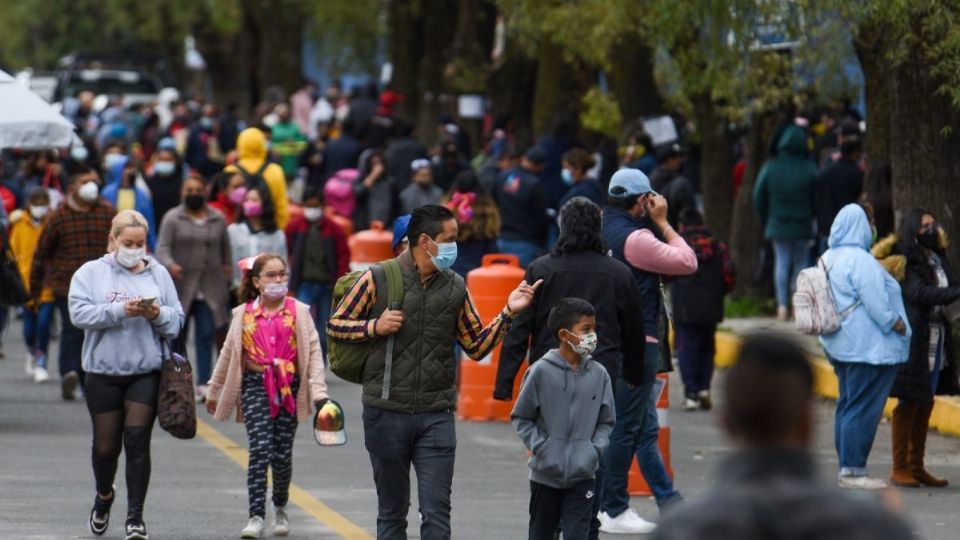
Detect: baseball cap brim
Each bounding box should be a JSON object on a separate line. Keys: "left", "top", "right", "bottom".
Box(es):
{"left": 313, "top": 400, "right": 347, "bottom": 446}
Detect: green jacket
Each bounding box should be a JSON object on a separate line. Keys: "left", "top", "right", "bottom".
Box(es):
{"left": 362, "top": 250, "right": 467, "bottom": 413}
{"left": 752, "top": 124, "right": 817, "bottom": 240}
{"left": 270, "top": 122, "right": 307, "bottom": 180}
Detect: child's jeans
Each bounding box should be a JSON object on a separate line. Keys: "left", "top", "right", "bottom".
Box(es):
{"left": 675, "top": 322, "right": 717, "bottom": 398}
{"left": 23, "top": 301, "right": 55, "bottom": 367}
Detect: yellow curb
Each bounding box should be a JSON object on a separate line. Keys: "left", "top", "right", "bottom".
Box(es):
{"left": 196, "top": 419, "right": 374, "bottom": 540}
{"left": 715, "top": 331, "right": 960, "bottom": 438}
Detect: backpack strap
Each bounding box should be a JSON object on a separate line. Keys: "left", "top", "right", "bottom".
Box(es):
{"left": 819, "top": 255, "right": 862, "bottom": 319}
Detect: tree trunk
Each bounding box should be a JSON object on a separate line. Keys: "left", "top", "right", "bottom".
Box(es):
{"left": 531, "top": 40, "right": 581, "bottom": 139}
{"left": 887, "top": 48, "right": 960, "bottom": 266}
{"left": 608, "top": 36, "right": 665, "bottom": 125}
{"left": 729, "top": 112, "right": 784, "bottom": 297}
{"left": 249, "top": 0, "right": 305, "bottom": 98}
{"left": 387, "top": 0, "right": 422, "bottom": 122}
{"left": 488, "top": 48, "right": 537, "bottom": 148}
{"left": 414, "top": 0, "right": 459, "bottom": 147}
{"left": 854, "top": 26, "right": 891, "bottom": 165}
{"left": 693, "top": 95, "right": 733, "bottom": 242}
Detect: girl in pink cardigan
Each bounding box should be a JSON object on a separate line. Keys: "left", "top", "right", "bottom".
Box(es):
{"left": 205, "top": 253, "right": 329, "bottom": 539}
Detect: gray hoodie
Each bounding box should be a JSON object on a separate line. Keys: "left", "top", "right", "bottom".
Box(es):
{"left": 69, "top": 254, "right": 185, "bottom": 376}
{"left": 512, "top": 349, "right": 616, "bottom": 489}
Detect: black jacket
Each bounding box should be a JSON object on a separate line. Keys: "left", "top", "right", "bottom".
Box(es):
{"left": 671, "top": 226, "right": 735, "bottom": 325}
{"left": 493, "top": 166, "right": 549, "bottom": 245}
{"left": 654, "top": 449, "right": 913, "bottom": 540}
{"left": 815, "top": 158, "right": 863, "bottom": 238}
{"left": 891, "top": 252, "right": 960, "bottom": 401}
{"left": 321, "top": 134, "right": 362, "bottom": 181}
{"left": 494, "top": 251, "right": 646, "bottom": 400}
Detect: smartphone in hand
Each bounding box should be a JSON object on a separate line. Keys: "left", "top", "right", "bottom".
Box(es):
{"left": 138, "top": 297, "right": 157, "bottom": 308}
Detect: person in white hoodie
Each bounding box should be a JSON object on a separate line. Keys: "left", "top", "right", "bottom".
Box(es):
{"left": 69, "top": 209, "right": 185, "bottom": 540}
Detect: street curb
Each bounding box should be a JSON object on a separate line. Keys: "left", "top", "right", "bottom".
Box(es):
{"left": 714, "top": 331, "right": 960, "bottom": 438}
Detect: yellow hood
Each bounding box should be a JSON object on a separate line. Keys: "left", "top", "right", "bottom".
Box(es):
{"left": 236, "top": 127, "right": 268, "bottom": 162}
{"left": 871, "top": 233, "right": 906, "bottom": 282}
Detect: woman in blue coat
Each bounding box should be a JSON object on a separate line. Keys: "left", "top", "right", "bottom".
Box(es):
{"left": 102, "top": 155, "right": 157, "bottom": 251}
{"left": 821, "top": 203, "right": 910, "bottom": 490}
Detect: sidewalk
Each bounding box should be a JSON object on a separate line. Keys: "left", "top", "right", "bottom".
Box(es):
{"left": 716, "top": 317, "right": 960, "bottom": 438}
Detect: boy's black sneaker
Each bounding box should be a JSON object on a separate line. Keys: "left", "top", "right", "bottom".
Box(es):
{"left": 125, "top": 518, "right": 149, "bottom": 540}
{"left": 88, "top": 491, "right": 114, "bottom": 536}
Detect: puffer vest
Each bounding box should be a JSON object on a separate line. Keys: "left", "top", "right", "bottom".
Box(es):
{"left": 362, "top": 253, "right": 467, "bottom": 413}
{"left": 603, "top": 206, "right": 661, "bottom": 338}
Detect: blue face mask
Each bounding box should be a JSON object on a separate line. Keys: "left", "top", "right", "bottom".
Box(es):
{"left": 561, "top": 168, "right": 574, "bottom": 186}
{"left": 429, "top": 238, "right": 458, "bottom": 271}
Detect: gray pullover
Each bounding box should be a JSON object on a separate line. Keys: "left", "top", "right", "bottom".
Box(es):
{"left": 69, "top": 254, "right": 185, "bottom": 375}
{"left": 512, "top": 349, "right": 616, "bottom": 489}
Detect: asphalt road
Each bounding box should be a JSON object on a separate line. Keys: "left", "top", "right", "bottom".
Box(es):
{"left": 1, "top": 314, "right": 959, "bottom": 539}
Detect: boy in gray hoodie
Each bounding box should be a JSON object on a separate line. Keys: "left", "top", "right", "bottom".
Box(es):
{"left": 512, "top": 298, "right": 616, "bottom": 540}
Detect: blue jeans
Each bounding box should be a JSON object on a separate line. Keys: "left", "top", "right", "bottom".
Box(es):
{"left": 675, "top": 322, "right": 716, "bottom": 397}
{"left": 497, "top": 239, "right": 540, "bottom": 268}
{"left": 23, "top": 301, "right": 56, "bottom": 367}
{"left": 600, "top": 342, "right": 680, "bottom": 520}
{"left": 831, "top": 359, "right": 899, "bottom": 476}
{"left": 56, "top": 295, "right": 85, "bottom": 382}
{"left": 362, "top": 406, "right": 456, "bottom": 540}
{"left": 296, "top": 281, "right": 333, "bottom": 351}
{"left": 186, "top": 300, "right": 215, "bottom": 385}
{"left": 772, "top": 238, "right": 811, "bottom": 308}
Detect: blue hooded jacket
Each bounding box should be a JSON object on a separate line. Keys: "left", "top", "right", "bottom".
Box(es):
{"left": 819, "top": 204, "right": 910, "bottom": 365}
{"left": 101, "top": 155, "right": 157, "bottom": 250}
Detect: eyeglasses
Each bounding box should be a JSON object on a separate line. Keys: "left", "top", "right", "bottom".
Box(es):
{"left": 259, "top": 271, "right": 289, "bottom": 280}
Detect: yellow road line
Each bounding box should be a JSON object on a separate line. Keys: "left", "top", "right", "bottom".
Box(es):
{"left": 196, "top": 419, "right": 374, "bottom": 540}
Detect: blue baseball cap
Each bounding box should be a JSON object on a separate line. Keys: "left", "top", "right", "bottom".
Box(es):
{"left": 608, "top": 168, "right": 657, "bottom": 198}
{"left": 392, "top": 215, "right": 411, "bottom": 250}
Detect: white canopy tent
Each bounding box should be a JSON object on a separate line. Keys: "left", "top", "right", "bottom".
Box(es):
{"left": 0, "top": 70, "right": 75, "bottom": 149}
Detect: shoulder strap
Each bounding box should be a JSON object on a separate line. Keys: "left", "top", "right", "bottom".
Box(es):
{"left": 370, "top": 264, "right": 395, "bottom": 400}
{"left": 819, "top": 255, "right": 862, "bottom": 318}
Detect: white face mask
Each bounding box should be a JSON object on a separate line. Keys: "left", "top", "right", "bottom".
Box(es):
{"left": 77, "top": 181, "right": 99, "bottom": 202}
{"left": 70, "top": 146, "right": 89, "bottom": 162}
{"left": 566, "top": 331, "right": 598, "bottom": 357}
{"left": 303, "top": 207, "right": 323, "bottom": 222}
{"left": 103, "top": 153, "right": 125, "bottom": 170}
{"left": 153, "top": 160, "right": 176, "bottom": 176}
{"left": 116, "top": 246, "right": 146, "bottom": 268}
{"left": 29, "top": 205, "right": 49, "bottom": 220}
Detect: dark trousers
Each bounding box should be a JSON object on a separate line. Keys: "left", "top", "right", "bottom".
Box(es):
{"left": 56, "top": 295, "right": 85, "bottom": 383}
{"left": 185, "top": 300, "right": 216, "bottom": 384}
{"left": 362, "top": 406, "right": 457, "bottom": 540}
{"left": 529, "top": 480, "right": 595, "bottom": 540}
{"left": 675, "top": 322, "right": 717, "bottom": 398}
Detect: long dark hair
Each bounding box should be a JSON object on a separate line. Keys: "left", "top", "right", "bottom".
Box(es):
{"left": 238, "top": 185, "right": 278, "bottom": 233}
{"left": 896, "top": 208, "right": 941, "bottom": 285}
{"left": 553, "top": 197, "right": 605, "bottom": 256}
{"left": 238, "top": 253, "right": 287, "bottom": 303}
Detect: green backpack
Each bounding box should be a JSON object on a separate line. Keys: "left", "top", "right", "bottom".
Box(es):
{"left": 328, "top": 259, "right": 404, "bottom": 384}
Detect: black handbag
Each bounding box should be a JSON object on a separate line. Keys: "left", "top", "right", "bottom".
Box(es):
{"left": 0, "top": 246, "right": 28, "bottom": 306}
{"left": 157, "top": 331, "right": 197, "bottom": 439}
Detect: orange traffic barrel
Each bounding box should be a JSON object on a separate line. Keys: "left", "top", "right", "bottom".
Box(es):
{"left": 458, "top": 254, "right": 527, "bottom": 422}
{"left": 348, "top": 221, "right": 394, "bottom": 271}
{"left": 628, "top": 373, "right": 673, "bottom": 495}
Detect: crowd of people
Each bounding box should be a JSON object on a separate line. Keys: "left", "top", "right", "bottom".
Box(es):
{"left": 0, "top": 78, "right": 951, "bottom": 540}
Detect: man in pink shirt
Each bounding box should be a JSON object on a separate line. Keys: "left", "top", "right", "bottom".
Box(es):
{"left": 597, "top": 168, "right": 698, "bottom": 535}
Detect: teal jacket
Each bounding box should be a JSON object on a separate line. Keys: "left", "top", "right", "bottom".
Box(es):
{"left": 752, "top": 125, "right": 817, "bottom": 240}
{"left": 820, "top": 204, "right": 911, "bottom": 365}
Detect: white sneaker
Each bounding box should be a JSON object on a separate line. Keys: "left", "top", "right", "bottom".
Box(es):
{"left": 777, "top": 305, "right": 789, "bottom": 321}
{"left": 697, "top": 390, "right": 713, "bottom": 410}
{"left": 598, "top": 509, "right": 657, "bottom": 534}
{"left": 24, "top": 353, "right": 35, "bottom": 376}
{"left": 683, "top": 398, "right": 700, "bottom": 411}
{"left": 273, "top": 506, "right": 290, "bottom": 536}
{"left": 838, "top": 475, "right": 888, "bottom": 490}
{"left": 240, "top": 516, "right": 265, "bottom": 539}
{"left": 195, "top": 385, "right": 208, "bottom": 403}
{"left": 34, "top": 366, "right": 50, "bottom": 383}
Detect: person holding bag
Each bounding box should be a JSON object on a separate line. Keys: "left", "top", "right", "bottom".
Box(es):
{"left": 68, "top": 209, "right": 185, "bottom": 540}
{"left": 205, "top": 253, "right": 329, "bottom": 539}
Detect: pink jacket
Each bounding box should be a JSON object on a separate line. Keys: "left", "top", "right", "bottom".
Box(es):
{"left": 206, "top": 300, "right": 329, "bottom": 422}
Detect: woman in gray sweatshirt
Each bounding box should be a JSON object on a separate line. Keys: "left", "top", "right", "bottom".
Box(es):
{"left": 69, "top": 209, "right": 184, "bottom": 540}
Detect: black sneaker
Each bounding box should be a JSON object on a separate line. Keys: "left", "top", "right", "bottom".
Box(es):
{"left": 88, "top": 491, "right": 114, "bottom": 536}
{"left": 125, "top": 518, "right": 149, "bottom": 540}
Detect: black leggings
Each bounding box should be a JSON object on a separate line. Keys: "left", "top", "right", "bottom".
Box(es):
{"left": 84, "top": 371, "right": 160, "bottom": 520}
